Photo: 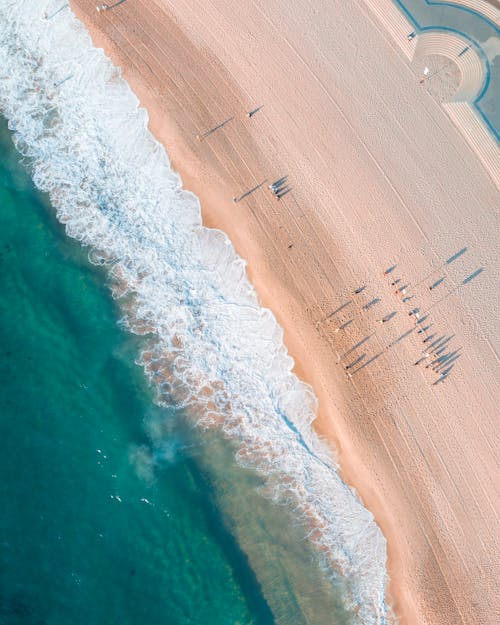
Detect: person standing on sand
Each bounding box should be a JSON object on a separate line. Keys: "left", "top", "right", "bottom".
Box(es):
{"left": 96, "top": 0, "right": 127, "bottom": 11}
{"left": 247, "top": 105, "right": 263, "bottom": 118}
{"left": 414, "top": 353, "right": 430, "bottom": 365}
{"left": 417, "top": 324, "right": 432, "bottom": 334}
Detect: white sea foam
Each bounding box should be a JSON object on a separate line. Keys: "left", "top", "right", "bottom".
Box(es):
{"left": 0, "top": 2, "right": 389, "bottom": 622}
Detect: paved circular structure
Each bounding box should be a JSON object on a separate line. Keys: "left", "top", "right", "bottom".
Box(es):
{"left": 414, "top": 53, "right": 462, "bottom": 101}
{"left": 412, "top": 30, "right": 486, "bottom": 102}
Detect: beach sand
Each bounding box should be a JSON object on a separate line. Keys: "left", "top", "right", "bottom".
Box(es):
{"left": 70, "top": 1, "right": 499, "bottom": 623}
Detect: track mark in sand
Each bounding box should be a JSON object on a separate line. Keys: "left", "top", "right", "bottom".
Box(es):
{"left": 348, "top": 368, "right": 472, "bottom": 625}
{"left": 485, "top": 338, "right": 499, "bottom": 362}
{"left": 249, "top": 0, "right": 430, "bottom": 244}
{"left": 146, "top": 0, "right": 352, "bottom": 313}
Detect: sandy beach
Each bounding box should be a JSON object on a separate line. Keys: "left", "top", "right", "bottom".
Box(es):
{"left": 69, "top": 1, "right": 499, "bottom": 623}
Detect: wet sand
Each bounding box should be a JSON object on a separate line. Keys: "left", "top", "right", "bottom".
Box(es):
{"left": 70, "top": 1, "right": 499, "bottom": 624}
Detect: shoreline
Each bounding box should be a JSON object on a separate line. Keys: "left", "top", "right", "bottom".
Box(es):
{"left": 70, "top": 2, "right": 499, "bottom": 624}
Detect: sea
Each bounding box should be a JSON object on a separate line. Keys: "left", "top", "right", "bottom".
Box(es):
{"left": 0, "top": 2, "right": 389, "bottom": 624}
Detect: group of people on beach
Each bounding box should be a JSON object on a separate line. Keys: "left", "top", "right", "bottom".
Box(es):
{"left": 388, "top": 267, "right": 458, "bottom": 385}
{"left": 333, "top": 264, "right": 459, "bottom": 384}
{"left": 268, "top": 176, "right": 291, "bottom": 201}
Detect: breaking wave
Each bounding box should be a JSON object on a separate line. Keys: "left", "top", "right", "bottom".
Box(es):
{"left": 0, "top": 1, "right": 389, "bottom": 622}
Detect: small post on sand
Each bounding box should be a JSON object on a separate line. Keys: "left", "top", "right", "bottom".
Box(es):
{"left": 246, "top": 105, "right": 264, "bottom": 118}
{"left": 419, "top": 67, "right": 429, "bottom": 84}
{"left": 97, "top": 0, "right": 127, "bottom": 12}
{"left": 232, "top": 179, "right": 267, "bottom": 203}
{"left": 196, "top": 116, "right": 234, "bottom": 141}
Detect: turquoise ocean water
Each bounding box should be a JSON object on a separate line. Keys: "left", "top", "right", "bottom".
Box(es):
{"left": 0, "top": 118, "right": 353, "bottom": 625}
